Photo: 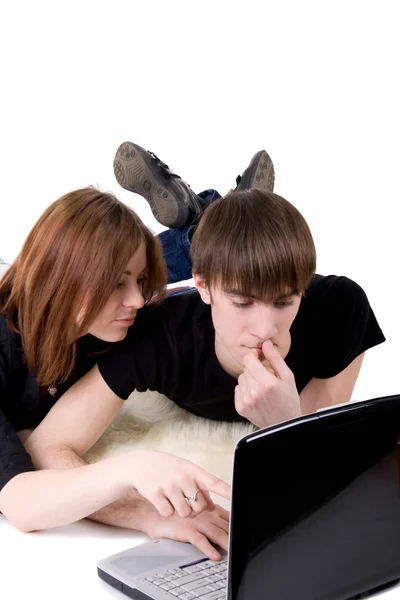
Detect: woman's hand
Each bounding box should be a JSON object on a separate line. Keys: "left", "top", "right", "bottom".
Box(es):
{"left": 126, "top": 450, "right": 231, "bottom": 518}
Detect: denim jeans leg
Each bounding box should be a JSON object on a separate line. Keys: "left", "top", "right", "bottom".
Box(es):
{"left": 197, "top": 189, "right": 221, "bottom": 207}
{"left": 158, "top": 226, "right": 195, "bottom": 284}
{"left": 157, "top": 189, "right": 222, "bottom": 285}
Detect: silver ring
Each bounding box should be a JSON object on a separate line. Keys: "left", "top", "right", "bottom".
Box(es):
{"left": 184, "top": 490, "right": 200, "bottom": 505}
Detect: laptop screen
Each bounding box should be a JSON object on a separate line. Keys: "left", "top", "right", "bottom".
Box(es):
{"left": 229, "top": 398, "right": 400, "bottom": 600}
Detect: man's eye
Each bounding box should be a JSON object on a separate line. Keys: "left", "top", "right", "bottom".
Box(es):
{"left": 274, "top": 299, "right": 295, "bottom": 308}
{"left": 232, "top": 301, "right": 253, "bottom": 309}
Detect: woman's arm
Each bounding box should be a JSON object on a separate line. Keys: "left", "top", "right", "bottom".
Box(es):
{"left": 1, "top": 421, "right": 231, "bottom": 560}
{"left": 0, "top": 397, "right": 139, "bottom": 531}
{"left": 23, "top": 364, "right": 230, "bottom": 518}
{"left": 26, "top": 364, "right": 125, "bottom": 458}
{"left": 2, "top": 438, "right": 231, "bottom": 528}
{"left": 0, "top": 453, "right": 136, "bottom": 531}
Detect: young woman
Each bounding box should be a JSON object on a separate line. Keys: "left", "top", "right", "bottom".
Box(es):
{"left": 0, "top": 187, "right": 230, "bottom": 561}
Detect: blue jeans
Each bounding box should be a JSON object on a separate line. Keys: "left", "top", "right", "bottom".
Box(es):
{"left": 158, "top": 189, "right": 221, "bottom": 284}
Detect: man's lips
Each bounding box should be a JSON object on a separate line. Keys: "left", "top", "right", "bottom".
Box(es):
{"left": 244, "top": 343, "right": 279, "bottom": 351}
{"left": 243, "top": 343, "right": 280, "bottom": 361}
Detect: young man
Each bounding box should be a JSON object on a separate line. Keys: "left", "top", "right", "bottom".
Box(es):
{"left": 24, "top": 183, "right": 384, "bottom": 560}
{"left": 30, "top": 187, "right": 382, "bottom": 429}
{"left": 104, "top": 142, "right": 383, "bottom": 425}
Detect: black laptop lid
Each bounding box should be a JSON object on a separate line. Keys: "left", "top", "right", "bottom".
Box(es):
{"left": 228, "top": 395, "right": 400, "bottom": 600}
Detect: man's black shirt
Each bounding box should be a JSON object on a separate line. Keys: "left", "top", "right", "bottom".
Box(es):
{"left": 98, "top": 275, "right": 385, "bottom": 421}
{"left": 0, "top": 274, "right": 386, "bottom": 491}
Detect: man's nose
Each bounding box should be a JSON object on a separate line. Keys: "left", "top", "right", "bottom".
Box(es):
{"left": 249, "top": 305, "right": 278, "bottom": 341}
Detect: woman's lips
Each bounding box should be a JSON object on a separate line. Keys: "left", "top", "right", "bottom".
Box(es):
{"left": 116, "top": 317, "right": 135, "bottom": 326}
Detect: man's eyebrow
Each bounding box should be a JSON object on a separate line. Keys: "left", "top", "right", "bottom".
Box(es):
{"left": 275, "top": 291, "right": 297, "bottom": 299}
{"left": 226, "top": 289, "right": 297, "bottom": 300}
{"left": 226, "top": 289, "right": 256, "bottom": 298}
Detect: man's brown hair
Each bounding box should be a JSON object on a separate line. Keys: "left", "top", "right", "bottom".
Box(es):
{"left": 191, "top": 189, "right": 316, "bottom": 301}
{"left": 0, "top": 187, "right": 166, "bottom": 386}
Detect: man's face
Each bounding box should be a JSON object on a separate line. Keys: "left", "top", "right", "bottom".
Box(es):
{"left": 194, "top": 274, "right": 301, "bottom": 378}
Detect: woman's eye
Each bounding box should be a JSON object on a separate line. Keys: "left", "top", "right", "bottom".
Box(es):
{"left": 117, "top": 282, "right": 124, "bottom": 289}
{"left": 138, "top": 277, "right": 148, "bottom": 286}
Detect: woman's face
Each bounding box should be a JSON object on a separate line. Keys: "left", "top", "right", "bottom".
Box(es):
{"left": 87, "top": 243, "right": 147, "bottom": 342}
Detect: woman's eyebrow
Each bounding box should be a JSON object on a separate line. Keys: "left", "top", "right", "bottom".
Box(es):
{"left": 123, "top": 267, "right": 147, "bottom": 277}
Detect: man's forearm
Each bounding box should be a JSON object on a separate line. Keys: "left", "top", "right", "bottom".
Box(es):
{"left": 90, "top": 487, "right": 154, "bottom": 530}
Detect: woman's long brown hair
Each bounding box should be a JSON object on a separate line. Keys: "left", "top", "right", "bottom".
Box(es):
{"left": 0, "top": 187, "right": 166, "bottom": 386}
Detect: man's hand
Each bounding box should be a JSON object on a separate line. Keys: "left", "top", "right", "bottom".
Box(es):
{"left": 90, "top": 489, "right": 229, "bottom": 561}
{"left": 143, "top": 501, "right": 230, "bottom": 561}
{"left": 235, "top": 340, "right": 301, "bottom": 428}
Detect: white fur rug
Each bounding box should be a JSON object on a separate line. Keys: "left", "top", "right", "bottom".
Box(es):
{"left": 85, "top": 390, "right": 256, "bottom": 507}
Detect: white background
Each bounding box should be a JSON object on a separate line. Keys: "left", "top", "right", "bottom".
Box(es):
{"left": 1, "top": 1, "right": 400, "bottom": 597}
{"left": 1, "top": 1, "right": 399, "bottom": 401}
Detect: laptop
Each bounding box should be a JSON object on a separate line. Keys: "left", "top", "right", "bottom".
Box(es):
{"left": 97, "top": 394, "right": 400, "bottom": 600}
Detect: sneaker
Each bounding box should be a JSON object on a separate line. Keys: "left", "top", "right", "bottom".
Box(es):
{"left": 235, "top": 150, "right": 275, "bottom": 192}
{"left": 113, "top": 142, "right": 203, "bottom": 228}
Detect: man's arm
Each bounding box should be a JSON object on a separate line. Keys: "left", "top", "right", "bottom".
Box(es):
{"left": 299, "top": 353, "right": 364, "bottom": 414}
{"left": 235, "top": 341, "right": 365, "bottom": 428}
{"left": 235, "top": 341, "right": 302, "bottom": 427}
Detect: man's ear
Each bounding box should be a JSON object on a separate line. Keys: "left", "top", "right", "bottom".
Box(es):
{"left": 193, "top": 272, "right": 211, "bottom": 305}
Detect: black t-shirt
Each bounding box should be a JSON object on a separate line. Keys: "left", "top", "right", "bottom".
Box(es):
{"left": 0, "top": 320, "right": 110, "bottom": 492}
{"left": 98, "top": 275, "right": 386, "bottom": 422}
{"left": 0, "top": 274, "right": 386, "bottom": 493}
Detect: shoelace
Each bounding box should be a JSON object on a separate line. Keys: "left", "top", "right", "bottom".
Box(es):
{"left": 148, "top": 151, "right": 182, "bottom": 180}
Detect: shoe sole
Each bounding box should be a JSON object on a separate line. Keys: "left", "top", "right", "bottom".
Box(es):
{"left": 113, "top": 142, "right": 180, "bottom": 227}
{"left": 237, "top": 150, "right": 275, "bottom": 192}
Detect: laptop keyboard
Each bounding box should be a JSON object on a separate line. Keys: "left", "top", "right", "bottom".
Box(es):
{"left": 143, "top": 557, "right": 228, "bottom": 599}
